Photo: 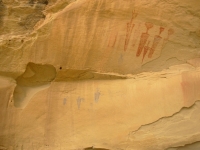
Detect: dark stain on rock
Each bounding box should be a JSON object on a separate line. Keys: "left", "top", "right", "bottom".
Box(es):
{"left": 19, "top": 13, "right": 45, "bottom": 30}
{"left": 0, "top": 0, "right": 5, "bottom": 28}
{"left": 84, "top": 147, "right": 110, "bottom": 150}
{"left": 29, "top": 0, "right": 48, "bottom": 5}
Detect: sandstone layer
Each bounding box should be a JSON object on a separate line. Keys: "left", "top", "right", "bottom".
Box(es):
{"left": 0, "top": 0, "right": 200, "bottom": 150}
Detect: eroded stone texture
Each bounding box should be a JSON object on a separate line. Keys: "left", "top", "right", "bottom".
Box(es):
{"left": 0, "top": 0, "right": 200, "bottom": 150}
{"left": 167, "top": 141, "right": 200, "bottom": 150}
{"left": 127, "top": 101, "right": 200, "bottom": 150}
{"left": 13, "top": 63, "right": 56, "bottom": 108}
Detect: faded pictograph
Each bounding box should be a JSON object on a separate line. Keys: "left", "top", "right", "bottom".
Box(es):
{"left": 98, "top": 10, "right": 175, "bottom": 67}
{"left": 94, "top": 89, "right": 101, "bottom": 103}
{"left": 118, "top": 53, "right": 124, "bottom": 63}
{"left": 103, "top": 10, "right": 174, "bottom": 64}
{"left": 136, "top": 22, "right": 153, "bottom": 57}
{"left": 99, "top": 29, "right": 119, "bottom": 70}
{"left": 107, "top": 31, "right": 118, "bottom": 48}
{"left": 77, "top": 97, "right": 84, "bottom": 109}
{"left": 63, "top": 98, "right": 67, "bottom": 105}
{"left": 139, "top": 26, "right": 174, "bottom": 62}
{"left": 132, "top": 23, "right": 141, "bottom": 48}
{"left": 148, "top": 27, "right": 165, "bottom": 58}
{"left": 123, "top": 11, "right": 174, "bottom": 62}
{"left": 124, "top": 10, "right": 138, "bottom": 51}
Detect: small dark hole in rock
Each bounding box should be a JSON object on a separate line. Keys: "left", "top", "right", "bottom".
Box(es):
{"left": 21, "top": 39, "right": 24, "bottom": 43}
{"left": 59, "top": 67, "right": 62, "bottom": 70}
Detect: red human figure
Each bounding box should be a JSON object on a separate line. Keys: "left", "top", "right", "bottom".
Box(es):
{"left": 136, "top": 22, "right": 153, "bottom": 57}
{"left": 148, "top": 27, "right": 164, "bottom": 58}
{"left": 124, "top": 10, "right": 137, "bottom": 51}
{"left": 132, "top": 23, "right": 141, "bottom": 48}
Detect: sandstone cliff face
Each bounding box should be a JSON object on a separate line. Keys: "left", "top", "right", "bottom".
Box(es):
{"left": 0, "top": 0, "right": 200, "bottom": 150}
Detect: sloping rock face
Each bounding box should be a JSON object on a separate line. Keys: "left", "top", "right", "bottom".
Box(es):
{"left": 0, "top": 0, "right": 200, "bottom": 150}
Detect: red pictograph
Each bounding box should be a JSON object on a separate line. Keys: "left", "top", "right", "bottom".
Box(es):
{"left": 107, "top": 32, "right": 118, "bottom": 47}
{"left": 132, "top": 23, "right": 141, "bottom": 48}
{"left": 124, "top": 10, "right": 137, "bottom": 51}
{"left": 136, "top": 22, "right": 153, "bottom": 57}
{"left": 148, "top": 27, "right": 164, "bottom": 58}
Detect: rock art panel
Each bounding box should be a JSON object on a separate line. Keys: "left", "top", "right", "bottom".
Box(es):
{"left": 0, "top": 0, "right": 200, "bottom": 150}
{"left": 28, "top": 2, "right": 177, "bottom": 74}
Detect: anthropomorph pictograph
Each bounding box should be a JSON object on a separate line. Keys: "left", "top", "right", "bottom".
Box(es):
{"left": 148, "top": 27, "right": 164, "bottom": 58}
{"left": 118, "top": 53, "right": 124, "bottom": 63}
{"left": 132, "top": 23, "right": 141, "bottom": 48}
{"left": 77, "top": 97, "right": 84, "bottom": 109}
{"left": 124, "top": 10, "right": 138, "bottom": 51}
{"left": 136, "top": 22, "right": 153, "bottom": 57}
{"left": 95, "top": 89, "right": 101, "bottom": 103}
{"left": 63, "top": 98, "right": 67, "bottom": 105}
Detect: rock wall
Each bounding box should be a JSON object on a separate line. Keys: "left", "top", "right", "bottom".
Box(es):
{"left": 0, "top": 0, "right": 200, "bottom": 150}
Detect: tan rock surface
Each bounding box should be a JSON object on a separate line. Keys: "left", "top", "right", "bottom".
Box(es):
{"left": 0, "top": 0, "right": 200, "bottom": 149}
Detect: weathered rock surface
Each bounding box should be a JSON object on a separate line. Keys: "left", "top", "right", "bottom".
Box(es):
{"left": 0, "top": 0, "right": 200, "bottom": 150}
{"left": 167, "top": 141, "right": 200, "bottom": 150}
